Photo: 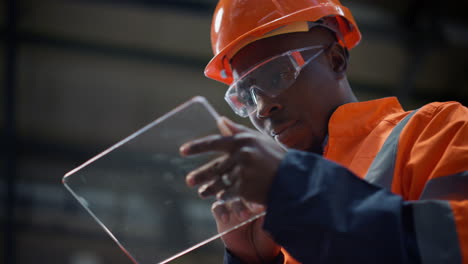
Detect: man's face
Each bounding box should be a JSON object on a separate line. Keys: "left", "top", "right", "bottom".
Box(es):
{"left": 230, "top": 28, "right": 345, "bottom": 154}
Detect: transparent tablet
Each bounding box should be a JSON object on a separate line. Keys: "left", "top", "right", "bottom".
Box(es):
{"left": 62, "top": 96, "right": 264, "bottom": 264}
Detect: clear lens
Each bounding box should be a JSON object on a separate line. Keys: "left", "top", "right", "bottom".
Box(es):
{"left": 224, "top": 86, "right": 251, "bottom": 117}
{"left": 225, "top": 55, "right": 297, "bottom": 117}
{"left": 225, "top": 45, "right": 325, "bottom": 117}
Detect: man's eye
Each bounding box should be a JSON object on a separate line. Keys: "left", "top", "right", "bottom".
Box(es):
{"left": 280, "top": 70, "right": 296, "bottom": 81}
{"left": 271, "top": 70, "right": 294, "bottom": 86}
{"left": 238, "top": 87, "right": 255, "bottom": 106}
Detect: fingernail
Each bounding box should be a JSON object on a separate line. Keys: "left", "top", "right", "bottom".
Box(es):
{"left": 221, "top": 116, "right": 231, "bottom": 124}
{"left": 179, "top": 144, "right": 189, "bottom": 155}
{"left": 198, "top": 185, "right": 208, "bottom": 197}
{"left": 186, "top": 175, "right": 195, "bottom": 186}
{"left": 240, "top": 210, "right": 250, "bottom": 220}
{"left": 216, "top": 192, "right": 226, "bottom": 201}
{"left": 221, "top": 213, "right": 229, "bottom": 224}
{"left": 217, "top": 117, "right": 231, "bottom": 136}
{"left": 249, "top": 202, "right": 264, "bottom": 211}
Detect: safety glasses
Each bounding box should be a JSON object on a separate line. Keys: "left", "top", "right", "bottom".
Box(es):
{"left": 225, "top": 45, "right": 325, "bottom": 117}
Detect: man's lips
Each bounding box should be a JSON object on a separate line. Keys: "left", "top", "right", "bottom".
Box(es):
{"left": 270, "top": 120, "right": 297, "bottom": 137}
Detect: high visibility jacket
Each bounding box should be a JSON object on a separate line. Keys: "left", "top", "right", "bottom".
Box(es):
{"left": 261, "top": 97, "right": 468, "bottom": 264}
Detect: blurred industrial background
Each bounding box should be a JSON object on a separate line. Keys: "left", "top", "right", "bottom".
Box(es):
{"left": 1, "top": 0, "right": 467, "bottom": 263}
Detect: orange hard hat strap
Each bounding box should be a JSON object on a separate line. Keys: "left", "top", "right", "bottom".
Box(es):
{"left": 291, "top": 51, "right": 306, "bottom": 67}
{"left": 221, "top": 56, "right": 233, "bottom": 80}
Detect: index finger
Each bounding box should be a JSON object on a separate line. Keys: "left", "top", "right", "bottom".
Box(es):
{"left": 180, "top": 134, "right": 237, "bottom": 156}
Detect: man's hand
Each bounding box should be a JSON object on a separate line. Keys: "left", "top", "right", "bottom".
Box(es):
{"left": 180, "top": 117, "right": 286, "bottom": 204}
{"left": 212, "top": 199, "right": 281, "bottom": 263}
{"left": 180, "top": 117, "right": 286, "bottom": 262}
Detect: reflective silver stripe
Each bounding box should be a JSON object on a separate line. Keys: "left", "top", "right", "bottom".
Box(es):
{"left": 365, "top": 110, "right": 419, "bottom": 188}
{"left": 419, "top": 171, "right": 468, "bottom": 200}
{"left": 412, "top": 200, "right": 462, "bottom": 264}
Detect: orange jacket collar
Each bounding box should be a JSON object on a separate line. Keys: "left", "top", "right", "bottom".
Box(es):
{"left": 328, "top": 97, "right": 404, "bottom": 138}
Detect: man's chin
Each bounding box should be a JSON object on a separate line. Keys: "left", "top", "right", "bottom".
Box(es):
{"left": 277, "top": 138, "right": 305, "bottom": 151}
{"left": 278, "top": 138, "right": 322, "bottom": 155}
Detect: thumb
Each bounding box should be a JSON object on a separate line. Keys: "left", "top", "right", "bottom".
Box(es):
{"left": 217, "top": 116, "right": 248, "bottom": 136}
{"left": 246, "top": 202, "right": 266, "bottom": 214}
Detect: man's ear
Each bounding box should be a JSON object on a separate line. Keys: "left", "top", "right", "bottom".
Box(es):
{"left": 327, "top": 44, "right": 349, "bottom": 79}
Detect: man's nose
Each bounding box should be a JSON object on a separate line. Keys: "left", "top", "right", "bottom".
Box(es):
{"left": 252, "top": 88, "right": 283, "bottom": 118}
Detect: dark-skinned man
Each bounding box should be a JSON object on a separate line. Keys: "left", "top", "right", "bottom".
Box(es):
{"left": 180, "top": 1, "right": 468, "bottom": 263}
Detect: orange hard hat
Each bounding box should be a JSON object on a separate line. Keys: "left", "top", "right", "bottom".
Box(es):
{"left": 205, "top": 0, "right": 361, "bottom": 85}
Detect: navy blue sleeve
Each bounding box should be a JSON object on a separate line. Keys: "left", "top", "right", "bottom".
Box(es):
{"left": 223, "top": 248, "right": 284, "bottom": 264}
{"left": 223, "top": 249, "right": 244, "bottom": 264}
{"left": 263, "top": 150, "right": 421, "bottom": 264}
